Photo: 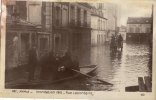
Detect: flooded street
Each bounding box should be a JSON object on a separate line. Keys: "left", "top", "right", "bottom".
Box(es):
{"left": 37, "top": 42, "right": 151, "bottom": 91}
{"left": 77, "top": 43, "right": 151, "bottom": 91}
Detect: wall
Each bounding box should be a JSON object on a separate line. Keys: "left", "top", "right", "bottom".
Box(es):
{"left": 127, "top": 24, "right": 151, "bottom": 33}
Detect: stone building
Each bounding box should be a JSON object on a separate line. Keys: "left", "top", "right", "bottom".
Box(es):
{"left": 90, "top": 3, "right": 107, "bottom": 46}
{"left": 6, "top": 1, "right": 52, "bottom": 69}
{"left": 6, "top": 1, "right": 92, "bottom": 68}
{"left": 126, "top": 17, "right": 152, "bottom": 43}
{"left": 104, "top": 3, "right": 121, "bottom": 43}
{"left": 51, "top": 2, "right": 92, "bottom": 54}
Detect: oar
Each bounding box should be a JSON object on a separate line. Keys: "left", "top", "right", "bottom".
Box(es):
{"left": 71, "top": 69, "right": 113, "bottom": 85}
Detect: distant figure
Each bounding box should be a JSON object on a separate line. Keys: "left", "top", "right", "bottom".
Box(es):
{"left": 110, "top": 34, "right": 117, "bottom": 53}
{"left": 117, "top": 34, "right": 123, "bottom": 51}
{"left": 28, "top": 46, "right": 38, "bottom": 81}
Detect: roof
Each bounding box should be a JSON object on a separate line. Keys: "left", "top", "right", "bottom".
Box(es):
{"left": 91, "top": 7, "right": 107, "bottom": 20}
{"left": 78, "top": 3, "right": 92, "bottom": 8}
{"left": 127, "top": 17, "right": 152, "bottom": 24}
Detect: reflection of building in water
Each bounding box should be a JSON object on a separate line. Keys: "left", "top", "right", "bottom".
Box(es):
{"left": 126, "top": 17, "right": 152, "bottom": 43}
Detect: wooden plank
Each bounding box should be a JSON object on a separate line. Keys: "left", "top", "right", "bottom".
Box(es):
{"left": 144, "top": 76, "right": 152, "bottom": 92}
{"left": 125, "top": 85, "right": 139, "bottom": 92}
{"left": 138, "top": 77, "right": 146, "bottom": 92}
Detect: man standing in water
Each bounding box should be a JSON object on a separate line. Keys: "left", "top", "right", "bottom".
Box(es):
{"left": 28, "top": 46, "right": 38, "bottom": 81}
{"left": 117, "top": 34, "right": 123, "bottom": 51}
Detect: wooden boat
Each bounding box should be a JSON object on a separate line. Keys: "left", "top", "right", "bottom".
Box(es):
{"left": 6, "top": 65, "right": 98, "bottom": 88}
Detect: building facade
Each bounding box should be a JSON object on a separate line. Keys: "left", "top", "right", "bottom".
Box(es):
{"left": 6, "top": 1, "right": 52, "bottom": 69}
{"left": 6, "top": 1, "right": 92, "bottom": 69}
{"left": 90, "top": 3, "right": 107, "bottom": 46}
{"left": 126, "top": 17, "right": 152, "bottom": 43}
{"left": 104, "top": 3, "right": 121, "bottom": 43}
{"left": 51, "top": 2, "right": 92, "bottom": 55}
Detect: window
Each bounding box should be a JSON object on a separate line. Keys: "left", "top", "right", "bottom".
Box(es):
{"left": 70, "top": 6, "right": 75, "bottom": 25}
{"left": 146, "top": 28, "right": 151, "bottom": 33}
{"left": 77, "top": 8, "right": 81, "bottom": 26}
{"left": 129, "top": 27, "right": 134, "bottom": 33}
{"left": 103, "top": 21, "right": 105, "bottom": 30}
{"left": 62, "top": 8, "right": 68, "bottom": 27}
{"left": 98, "top": 19, "right": 100, "bottom": 30}
{"left": 136, "top": 27, "right": 140, "bottom": 33}
{"left": 56, "top": 7, "right": 61, "bottom": 26}
{"left": 84, "top": 10, "right": 87, "bottom": 26}
{"left": 7, "top": 5, "right": 14, "bottom": 15}
{"left": 40, "top": 38, "right": 48, "bottom": 51}
{"left": 16, "top": 1, "right": 27, "bottom": 20}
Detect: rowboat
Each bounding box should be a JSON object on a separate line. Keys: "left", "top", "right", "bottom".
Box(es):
{"left": 6, "top": 65, "right": 98, "bottom": 88}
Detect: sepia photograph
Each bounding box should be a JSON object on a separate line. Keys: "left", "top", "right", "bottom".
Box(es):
{"left": 4, "top": 0, "right": 153, "bottom": 92}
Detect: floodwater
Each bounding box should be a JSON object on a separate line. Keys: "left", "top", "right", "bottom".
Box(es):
{"left": 33, "top": 42, "right": 151, "bottom": 91}
{"left": 77, "top": 43, "right": 151, "bottom": 91}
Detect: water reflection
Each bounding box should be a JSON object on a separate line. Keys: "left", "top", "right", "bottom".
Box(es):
{"left": 78, "top": 43, "right": 151, "bottom": 91}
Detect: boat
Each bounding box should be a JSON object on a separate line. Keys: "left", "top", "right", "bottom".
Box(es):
{"left": 6, "top": 65, "right": 98, "bottom": 88}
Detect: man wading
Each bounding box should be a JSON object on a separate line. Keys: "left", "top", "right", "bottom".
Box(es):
{"left": 28, "top": 46, "right": 38, "bottom": 81}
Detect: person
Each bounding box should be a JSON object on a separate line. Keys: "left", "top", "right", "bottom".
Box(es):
{"left": 117, "top": 34, "right": 123, "bottom": 51}
{"left": 58, "top": 51, "right": 73, "bottom": 77}
{"left": 110, "top": 34, "right": 115, "bottom": 51}
{"left": 39, "top": 52, "right": 49, "bottom": 80}
{"left": 28, "top": 46, "right": 38, "bottom": 81}
{"left": 48, "top": 51, "right": 57, "bottom": 80}
{"left": 51, "top": 53, "right": 61, "bottom": 80}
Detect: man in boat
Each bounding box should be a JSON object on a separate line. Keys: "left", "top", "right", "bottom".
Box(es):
{"left": 58, "top": 51, "right": 80, "bottom": 77}
{"left": 28, "top": 46, "right": 38, "bottom": 81}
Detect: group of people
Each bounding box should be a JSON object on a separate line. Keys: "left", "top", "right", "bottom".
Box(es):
{"left": 28, "top": 47, "right": 79, "bottom": 81}
{"left": 110, "top": 34, "right": 123, "bottom": 52}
